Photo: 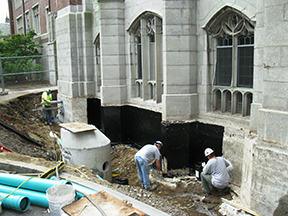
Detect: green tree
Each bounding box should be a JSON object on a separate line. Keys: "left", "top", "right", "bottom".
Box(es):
{"left": 0, "top": 30, "right": 44, "bottom": 83}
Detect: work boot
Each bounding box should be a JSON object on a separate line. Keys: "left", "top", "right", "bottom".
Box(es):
{"left": 49, "top": 122, "right": 52, "bottom": 125}
{"left": 146, "top": 185, "right": 158, "bottom": 191}
{"left": 44, "top": 122, "right": 48, "bottom": 125}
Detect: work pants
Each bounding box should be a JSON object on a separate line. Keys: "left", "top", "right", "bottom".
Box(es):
{"left": 135, "top": 156, "right": 150, "bottom": 189}
{"left": 44, "top": 106, "right": 52, "bottom": 123}
{"left": 200, "top": 172, "right": 213, "bottom": 195}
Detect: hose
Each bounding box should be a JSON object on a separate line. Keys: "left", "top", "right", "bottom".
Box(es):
{"left": 75, "top": 190, "right": 106, "bottom": 216}
{"left": 0, "top": 120, "right": 45, "bottom": 148}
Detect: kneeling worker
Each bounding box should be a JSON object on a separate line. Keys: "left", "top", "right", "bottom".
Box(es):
{"left": 135, "top": 141, "right": 163, "bottom": 191}
{"left": 201, "top": 148, "right": 233, "bottom": 196}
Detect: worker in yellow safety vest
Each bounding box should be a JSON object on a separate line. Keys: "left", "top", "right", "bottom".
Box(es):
{"left": 41, "top": 89, "right": 53, "bottom": 125}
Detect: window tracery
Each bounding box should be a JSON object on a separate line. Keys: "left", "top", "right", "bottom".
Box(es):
{"left": 205, "top": 8, "right": 254, "bottom": 116}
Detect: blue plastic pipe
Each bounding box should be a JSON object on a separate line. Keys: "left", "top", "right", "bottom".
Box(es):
{"left": 0, "top": 173, "right": 71, "bottom": 193}
{"left": 0, "top": 184, "right": 48, "bottom": 207}
{"left": 0, "top": 192, "right": 31, "bottom": 212}
{"left": 72, "top": 182, "right": 98, "bottom": 199}
{"left": 49, "top": 176, "right": 98, "bottom": 199}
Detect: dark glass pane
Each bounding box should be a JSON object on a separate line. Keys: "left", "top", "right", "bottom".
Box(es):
{"left": 216, "top": 90, "right": 221, "bottom": 110}
{"left": 137, "top": 44, "right": 142, "bottom": 79}
{"left": 237, "top": 46, "right": 253, "bottom": 88}
{"left": 247, "top": 93, "right": 253, "bottom": 116}
{"left": 218, "top": 36, "right": 233, "bottom": 46}
{"left": 215, "top": 47, "right": 232, "bottom": 86}
{"left": 226, "top": 92, "right": 231, "bottom": 112}
{"left": 238, "top": 35, "right": 254, "bottom": 45}
{"left": 236, "top": 93, "right": 242, "bottom": 114}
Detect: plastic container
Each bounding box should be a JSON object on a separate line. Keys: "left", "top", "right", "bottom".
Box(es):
{"left": 195, "top": 162, "right": 203, "bottom": 180}
{"left": 46, "top": 184, "right": 75, "bottom": 216}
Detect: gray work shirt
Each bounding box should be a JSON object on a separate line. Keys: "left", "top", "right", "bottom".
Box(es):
{"left": 203, "top": 157, "right": 232, "bottom": 189}
{"left": 135, "top": 144, "right": 161, "bottom": 164}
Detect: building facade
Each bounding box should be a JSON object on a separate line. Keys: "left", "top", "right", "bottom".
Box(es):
{"left": 9, "top": 0, "right": 288, "bottom": 215}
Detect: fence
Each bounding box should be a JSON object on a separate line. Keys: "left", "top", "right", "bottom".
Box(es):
{"left": 0, "top": 55, "right": 57, "bottom": 94}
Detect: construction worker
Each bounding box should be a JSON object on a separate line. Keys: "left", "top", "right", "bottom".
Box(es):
{"left": 201, "top": 148, "right": 233, "bottom": 196}
{"left": 135, "top": 141, "right": 163, "bottom": 191}
{"left": 41, "top": 89, "right": 53, "bottom": 125}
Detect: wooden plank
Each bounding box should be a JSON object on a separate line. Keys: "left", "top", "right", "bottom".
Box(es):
{"left": 62, "top": 191, "right": 146, "bottom": 216}
{"left": 221, "top": 198, "right": 261, "bottom": 216}
{"left": 59, "top": 123, "right": 96, "bottom": 133}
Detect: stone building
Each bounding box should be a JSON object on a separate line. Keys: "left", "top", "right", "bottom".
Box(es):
{"left": 9, "top": 0, "right": 288, "bottom": 215}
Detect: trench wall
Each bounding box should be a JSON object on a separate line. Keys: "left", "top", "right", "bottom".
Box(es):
{"left": 87, "top": 99, "right": 224, "bottom": 169}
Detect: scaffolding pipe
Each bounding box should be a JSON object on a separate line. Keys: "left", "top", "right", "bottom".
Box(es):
{"left": 0, "top": 192, "right": 31, "bottom": 212}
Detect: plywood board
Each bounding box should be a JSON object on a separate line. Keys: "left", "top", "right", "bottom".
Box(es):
{"left": 62, "top": 191, "right": 146, "bottom": 216}
{"left": 59, "top": 123, "right": 96, "bottom": 133}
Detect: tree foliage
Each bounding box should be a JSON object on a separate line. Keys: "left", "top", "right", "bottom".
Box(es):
{"left": 0, "top": 30, "right": 45, "bottom": 83}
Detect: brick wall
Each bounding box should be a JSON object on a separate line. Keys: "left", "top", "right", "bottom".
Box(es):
{"left": 10, "top": 0, "right": 82, "bottom": 35}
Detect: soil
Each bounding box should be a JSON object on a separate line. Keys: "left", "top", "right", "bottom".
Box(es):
{"left": 0, "top": 87, "right": 233, "bottom": 216}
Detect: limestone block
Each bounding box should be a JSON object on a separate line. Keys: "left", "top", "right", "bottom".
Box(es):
{"left": 164, "top": 24, "right": 196, "bottom": 36}
{"left": 101, "top": 43, "right": 125, "bottom": 55}
{"left": 165, "top": 65, "right": 197, "bottom": 86}
{"left": 165, "top": 51, "right": 197, "bottom": 66}
{"left": 263, "top": 47, "right": 280, "bottom": 67}
{"left": 101, "top": 36, "right": 125, "bottom": 44}
{"left": 164, "top": 35, "right": 196, "bottom": 52}
{"left": 251, "top": 145, "right": 288, "bottom": 215}
{"left": 162, "top": 93, "right": 198, "bottom": 121}
{"left": 165, "top": 8, "right": 195, "bottom": 25}
{"left": 101, "top": 85, "right": 127, "bottom": 105}
{"left": 258, "top": 108, "right": 288, "bottom": 145}
{"left": 57, "top": 94, "right": 88, "bottom": 123}
{"left": 280, "top": 46, "right": 288, "bottom": 67}
{"left": 250, "top": 103, "right": 262, "bottom": 132}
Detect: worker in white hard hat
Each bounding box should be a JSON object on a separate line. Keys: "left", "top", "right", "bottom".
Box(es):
{"left": 200, "top": 147, "right": 233, "bottom": 196}
{"left": 41, "top": 89, "right": 53, "bottom": 125}
{"left": 134, "top": 141, "right": 163, "bottom": 191}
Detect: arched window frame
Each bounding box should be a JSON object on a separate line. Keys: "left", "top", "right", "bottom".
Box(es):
{"left": 204, "top": 7, "right": 255, "bottom": 116}
{"left": 127, "top": 12, "right": 163, "bottom": 103}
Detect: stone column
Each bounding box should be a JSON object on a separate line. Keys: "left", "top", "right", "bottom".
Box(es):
{"left": 98, "top": 0, "right": 127, "bottom": 105}
{"left": 56, "top": 3, "right": 95, "bottom": 123}
{"left": 162, "top": 0, "right": 198, "bottom": 121}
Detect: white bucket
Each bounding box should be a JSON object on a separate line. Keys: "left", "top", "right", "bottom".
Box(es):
{"left": 46, "top": 184, "right": 75, "bottom": 216}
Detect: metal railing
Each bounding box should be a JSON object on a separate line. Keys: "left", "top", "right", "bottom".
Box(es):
{"left": 0, "top": 55, "right": 57, "bottom": 95}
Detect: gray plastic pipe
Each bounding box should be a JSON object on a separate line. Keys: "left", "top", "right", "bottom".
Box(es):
{"left": 0, "top": 192, "right": 31, "bottom": 212}
{"left": 0, "top": 173, "right": 71, "bottom": 193}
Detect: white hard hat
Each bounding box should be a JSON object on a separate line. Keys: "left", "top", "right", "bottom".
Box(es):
{"left": 204, "top": 148, "right": 214, "bottom": 157}
{"left": 155, "top": 141, "right": 163, "bottom": 147}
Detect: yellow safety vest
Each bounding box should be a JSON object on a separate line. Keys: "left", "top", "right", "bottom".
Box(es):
{"left": 42, "top": 91, "right": 52, "bottom": 106}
